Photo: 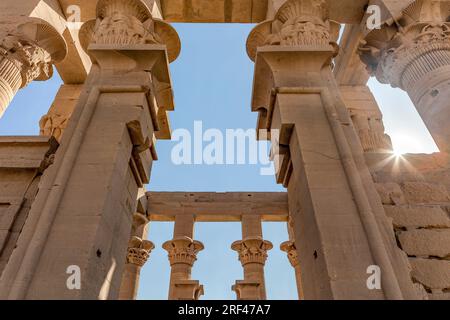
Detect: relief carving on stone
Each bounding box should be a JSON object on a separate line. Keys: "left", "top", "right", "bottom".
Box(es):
{"left": 126, "top": 236, "right": 155, "bottom": 267}
{"left": 79, "top": 0, "right": 180, "bottom": 63}
{"left": 246, "top": 0, "right": 339, "bottom": 61}
{"left": 280, "top": 241, "right": 299, "bottom": 267}
{"left": 0, "top": 21, "right": 67, "bottom": 115}
{"left": 232, "top": 237, "right": 273, "bottom": 266}
{"left": 359, "top": 0, "right": 450, "bottom": 93}
{"left": 163, "top": 237, "right": 204, "bottom": 266}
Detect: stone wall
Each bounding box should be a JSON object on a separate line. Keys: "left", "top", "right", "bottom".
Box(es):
{"left": 0, "top": 136, "right": 58, "bottom": 276}
{"left": 368, "top": 153, "right": 450, "bottom": 300}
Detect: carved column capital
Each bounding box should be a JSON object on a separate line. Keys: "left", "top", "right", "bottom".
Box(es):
{"left": 246, "top": 0, "right": 340, "bottom": 61}
{"left": 79, "top": 0, "right": 180, "bottom": 63}
{"left": 359, "top": 1, "right": 450, "bottom": 97}
{"left": 0, "top": 21, "right": 66, "bottom": 116}
{"left": 162, "top": 237, "right": 204, "bottom": 266}
{"left": 126, "top": 236, "right": 155, "bottom": 267}
{"left": 280, "top": 241, "right": 300, "bottom": 267}
{"left": 231, "top": 237, "right": 273, "bottom": 266}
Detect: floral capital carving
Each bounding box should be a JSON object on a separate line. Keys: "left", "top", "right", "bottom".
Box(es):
{"left": 162, "top": 237, "right": 204, "bottom": 266}
{"left": 126, "top": 236, "right": 155, "bottom": 267}
{"left": 232, "top": 237, "right": 273, "bottom": 266}
{"left": 280, "top": 241, "right": 300, "bottom": 268}
{"left": 359, "top": 1, "right": 450, "bottom": 95}
{"left": 79, "top": 0, "right": 180, "bottom": 62}
{"left": 246, "top": 0, "right": 339, "bottom": 61}
{"left": 0, "top": 21, "right": 66, "bottom": 115}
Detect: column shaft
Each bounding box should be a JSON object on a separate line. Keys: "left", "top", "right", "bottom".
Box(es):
{"left": 247, "top": 0, "right": 419, "bottom": 300}
{"left": 0, "top": 0, "right": 179, "bottom": 300}
{"left": 232, "top": 215, "right": 272, "bottom": 300}
{"left": 163, "top": 215, "right": 204, "bottom": 300}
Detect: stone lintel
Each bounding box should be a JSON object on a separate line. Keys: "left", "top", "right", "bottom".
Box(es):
{"left": 0, "top": 136, "right": 58, "bottom": 170}
{"left": 146, "top": 192, "right": 289, "bottom": 222}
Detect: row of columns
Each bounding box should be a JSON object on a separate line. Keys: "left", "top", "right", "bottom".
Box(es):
{"left": 118, "top": 213, "right": 303, "bottom": 300}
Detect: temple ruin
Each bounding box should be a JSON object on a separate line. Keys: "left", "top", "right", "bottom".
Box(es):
{"left": 0, "top": 0, "right": 449, "bottom": 300}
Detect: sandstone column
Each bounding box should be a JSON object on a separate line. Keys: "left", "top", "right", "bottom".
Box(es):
{"left": 0, "top": 20, "right": 67, "bottom": 117}
{"left": 247, "top": 0, "right": 419, "bottom": 299}
{"left": 280, "top": 218, "right": 304, "bottom": 299}
{"left": 119, "top": 236, "right": 154, "bottom": 300}
{"left": 359, "top": 0, "right": 450, "bottom": 152}
{"left": 118, "top": 208, "right": 154, "bottom": 300}
{"left": 232, "top": 215, "right": 272, "bottom": 300}
{"left": 280, "top": 241, "right": 304, "bottom": 300}
{"left": 0, "top": 0, "right": 180, "bottom": 300}
{"left": 163, "top": 215, "right": 204, "bottom": 300}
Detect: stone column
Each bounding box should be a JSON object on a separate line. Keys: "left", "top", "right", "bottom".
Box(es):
{"left": 118, "top": 208, "right": 154, "bottom": 300}
{"left": 0, "top": 0, "right": 180, "bottom": 300}
{"left": 163, "top": 215, "right": 204, "bottom": 300}
{"left": 359, "top": 0, "right": 450, "bottom": 152}
{"left": 232, "top": 216, "right": 272, "bottom": 300}
{"left": 247, "top": 0, "right": 419, "bottom": 299}
{"left": 280, "top": 241, "right": 304, "bottom": 300}
{"left": 280, "top": 217, "right": 304, "bottom": 299}
{"left": 0, "top": 20, "right": 67, "bottom": 117}
{"left": 119, "top": 236, "right": 154, "bottom": 300}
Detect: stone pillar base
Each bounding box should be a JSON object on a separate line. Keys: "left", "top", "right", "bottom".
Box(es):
{"left": 172, "top": 280, "right": 204, "bottom": 300}
{"left": 232, "top": 280, "right": 262, "bottom": 300}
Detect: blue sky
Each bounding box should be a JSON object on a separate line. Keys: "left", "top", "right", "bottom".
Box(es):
{"left": 0, "top": 24, "right": 438, "bottom": 300}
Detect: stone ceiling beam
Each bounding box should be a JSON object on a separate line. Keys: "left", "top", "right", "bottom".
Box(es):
{"left": 146, "top": 192, "right": 289, "bottom": 222}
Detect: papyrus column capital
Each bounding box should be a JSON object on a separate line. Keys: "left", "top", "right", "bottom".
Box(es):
{"left": 359, "top": 1, "right": 450, "bottom": 97}
{"left": 231, "top": 237, "right": 273, "bottom": 266}
{"left": 163, "top": 237, "right": 204, "bottom": 266}
{"left": 126, "top": 236, "right": 155, "bottom": 267}
{"left": 79, "top": 0, "right": 180, "bottom": 63}
{"left": 0, "top": 20, "right": 67, "bottom": 116}
{"left": 280, "top": 240, "right": 299, "bottom": 268}
{"left": 246, "top": 0, "right": 340, "bottom": 61}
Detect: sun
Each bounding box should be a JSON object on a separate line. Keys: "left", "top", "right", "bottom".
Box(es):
{"left": 391, "top": 134, "right": 420, "bottom": 156}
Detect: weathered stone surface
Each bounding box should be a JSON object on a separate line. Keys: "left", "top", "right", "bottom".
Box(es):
{"left": 398, "top": 229, "right": 450, "bottom": 258}
{"left": 376, "top": 183, "right": 406, "bottom": 205}
{"left": 384, "top": 205, "right": 450, "bottom": 229}
{"left": 401, "top": 182, "right": 450, "bottom": 204}
{"left": 409, "top": 258, "right": 450, "bottom": 290}
{"left": 429, "top": 292, "right": 450, "bottom": 300}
